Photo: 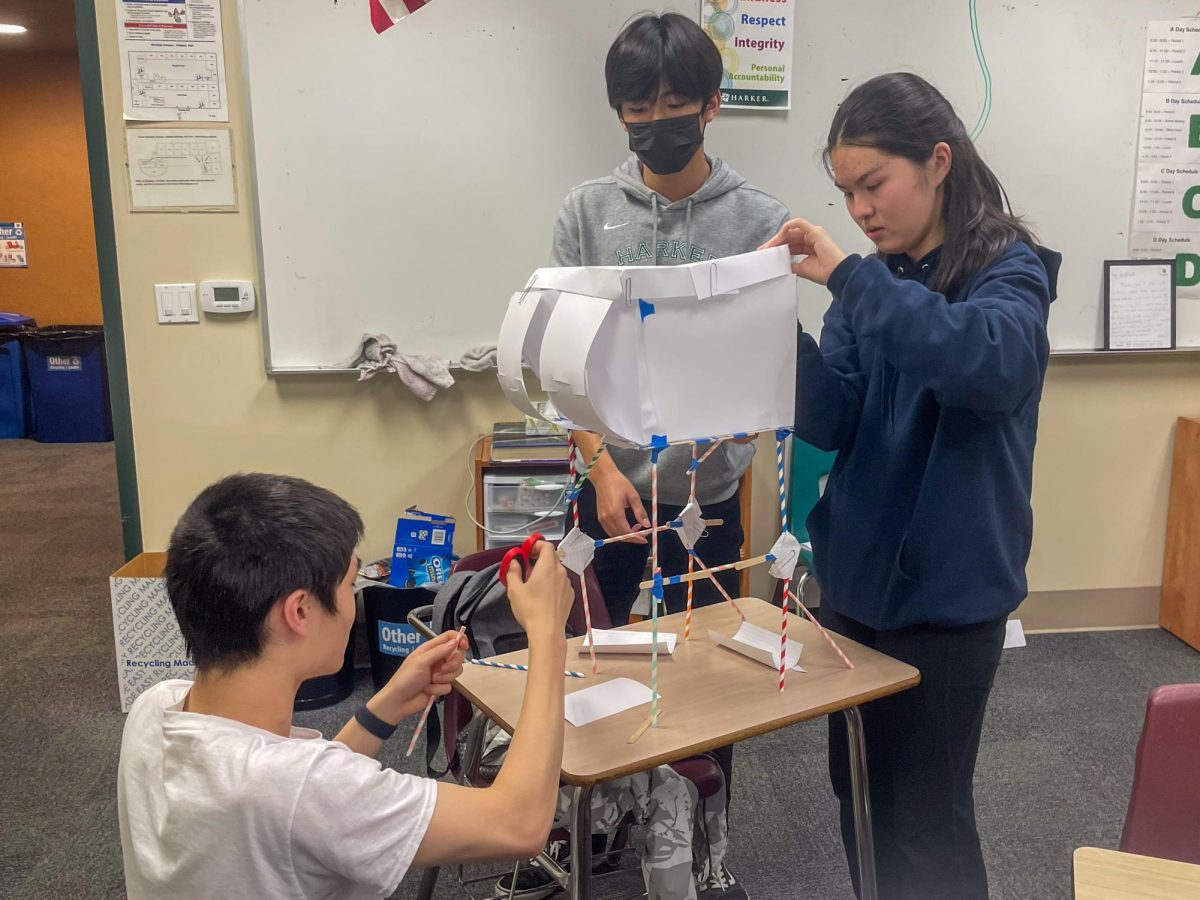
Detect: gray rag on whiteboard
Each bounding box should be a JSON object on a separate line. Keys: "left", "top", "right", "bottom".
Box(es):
{"left": 343, "top": 334, "right": 456, "bottom": 401}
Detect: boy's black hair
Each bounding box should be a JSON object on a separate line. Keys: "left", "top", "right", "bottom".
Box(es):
{"left": 166, "top": 473, "right": 364, "bottom": 670}
{"left": 605, "top": 12, "right": 722, "bottom": 111}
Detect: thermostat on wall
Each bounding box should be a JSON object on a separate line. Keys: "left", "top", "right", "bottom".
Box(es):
{"left": 199, "top": 280, "right": 256, "bottom": 314}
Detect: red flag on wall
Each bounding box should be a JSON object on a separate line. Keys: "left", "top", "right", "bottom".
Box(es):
{"left": 369, "top": 0, "right": 428, "bottom": 34}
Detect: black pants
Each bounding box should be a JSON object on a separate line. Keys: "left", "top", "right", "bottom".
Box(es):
{"left": 822, "top": 606, "right": 1006, "bottom": 900}
{"left": 577, "top": 480, "right": 744, "bottom": 802}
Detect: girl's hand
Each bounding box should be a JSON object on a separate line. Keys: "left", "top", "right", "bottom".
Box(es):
{"left": 760, "top": 217, "right": 848, "bottom": 286}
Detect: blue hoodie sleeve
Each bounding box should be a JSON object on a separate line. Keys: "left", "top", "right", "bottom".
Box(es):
{"left": 793, "top": 293, "right": 868, "bottom": 452}
{"left": 832, "top": 249, "right": 1050, "bottom": 415}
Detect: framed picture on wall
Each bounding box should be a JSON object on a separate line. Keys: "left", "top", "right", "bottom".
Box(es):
{"left": 1103, "top": 259, "right": 1175, "bottom": 351}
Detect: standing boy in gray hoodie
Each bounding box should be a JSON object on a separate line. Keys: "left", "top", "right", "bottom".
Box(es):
{"left": 547, "top": 13, "right": 790, "bottom": 900}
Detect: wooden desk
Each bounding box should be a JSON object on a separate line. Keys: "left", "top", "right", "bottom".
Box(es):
{"left": 455, "top": 597, "right": 920, "bottom": 900}
{"left": 1074, "top": 847, "right": 1200, "bottom": 899}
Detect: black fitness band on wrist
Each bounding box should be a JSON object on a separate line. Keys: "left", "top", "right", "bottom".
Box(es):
{"left": 354, "top": 705, "right": 399, "bottom": 741}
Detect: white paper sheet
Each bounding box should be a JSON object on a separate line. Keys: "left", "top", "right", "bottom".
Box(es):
{"left": 117, "top": 0, "right": 229, "bottom": 122}
{"left": 497, "top": 288, "right": 554, "bottom": 419}
{"left": 709, "top": 621, "right": 804, "bottom": 671}
{"left": 767, "top": 531, "right": 803, "bottom": 580}
{"left": 1003, "top": 619, "right": 1027, "bottom": 650}
{"left": 581, "top": 629, "right": 677, "bottom": 655}
{"left": 1107, "top": 263, "right": 1174, "bottom": 349}
{"left": 557, "top": 527, "right": 596, "bottom": 575}
{"left": 125, "top": 128, "right": 236, "bottom": 209}
{"left": 502, "top": 247, "right": 797, "bottom": 446}
{"left": 564, "top": 678, "right": 656, "bottom": 726}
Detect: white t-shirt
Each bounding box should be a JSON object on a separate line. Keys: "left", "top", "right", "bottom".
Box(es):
{"left": 118, "top": 680, "right": 437, "bottom": 900}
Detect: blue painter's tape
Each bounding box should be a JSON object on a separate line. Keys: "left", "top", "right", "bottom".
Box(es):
{"left": 695, "top": 437, "right": 712, "bottom": 446}
{"left": 652, "top": 570, "right": 665, "bottom": 599}
{"left": 639, "top": 299, "right": 655, "bottom": 320}
{"left": 687, "top": 459, "right": 700, "bottom": 473}
{"left": 650, "top": 433, "right": 668, "bottom": 463}
{"left": 593, "top": 540, "right": 605, "bottom": 549}
{"left": 766, "top": 554, "right": 777, "bottom": 562}
{"left": 733, "top": 432, "right": 749, "bottom": 439}
{"left": 775, "top": 427, "right": 793, "bottom": 441}
{"left": 669, "top": 518, "right": 683, "bottom": 528}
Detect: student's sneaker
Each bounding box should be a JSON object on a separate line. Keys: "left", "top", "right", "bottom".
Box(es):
{"left": 495, "top": 839, "right": 567, "bottom": 900}
{"left": 697, "top": 862, "right": 749, "bottom": 900}
{"left": 495, "top": 834, "right": 623, "bottom": 899}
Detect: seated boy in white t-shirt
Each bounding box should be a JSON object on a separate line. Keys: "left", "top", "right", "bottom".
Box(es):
{"left": 117, "top": 473, "right": 575, "bottom": 900}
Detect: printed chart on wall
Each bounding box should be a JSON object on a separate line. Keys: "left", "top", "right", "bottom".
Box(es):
{"left": 115, "top": 0, "right": 229, "bottom": 122}
{"left": 125, "top": 129, "right": 236, "bottom": 209}
{"left": 1130, "top": 19, "right": 1200, "bottom": 344}
{"left": 699, "top": 0, "right": 793, "bottom": 110}
{"left": 0, "top": 223, "right": 27, "bottom": 268}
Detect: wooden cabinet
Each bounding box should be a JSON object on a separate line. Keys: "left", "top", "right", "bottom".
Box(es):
{"left": 1161, "top": 417, "right": 1200, "bottom": 650}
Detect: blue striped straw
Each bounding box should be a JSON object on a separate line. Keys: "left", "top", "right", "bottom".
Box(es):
{"left": 466, "top": 658, "right": 587, "bottom": 679}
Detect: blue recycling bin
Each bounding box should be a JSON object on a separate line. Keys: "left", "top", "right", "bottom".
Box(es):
{"left": 0, "top": 313, "right": 35, "bottom": 439}
{"left": 23, "top": 326, "right": 113, "bottom": 443}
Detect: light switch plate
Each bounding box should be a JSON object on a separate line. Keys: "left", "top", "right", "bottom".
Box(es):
{"left": 155, "top": 283, "right": 199, "bottom": 324}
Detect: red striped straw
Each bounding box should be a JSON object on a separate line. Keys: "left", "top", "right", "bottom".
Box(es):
{"left": 405, "top": 626, "right": 466, "bottom": 757}
{"left": 688, "top": 549, "right": 747, "bottom": 622}
{"left": 568, "top": 434, "right": 598, "bottom": 675}
{"left": 776, "top": 436, "right": 789, "bottom": 692}
{"left": 787, "top": 587, "right": 854, "bottom": 669}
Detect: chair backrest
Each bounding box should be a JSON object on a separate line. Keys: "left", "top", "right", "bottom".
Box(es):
{"left": 1120, "top": 684, "right": 1200, "bottom": 864}
{"left": 788, "top": 438, "right": 836, "bottom": 544}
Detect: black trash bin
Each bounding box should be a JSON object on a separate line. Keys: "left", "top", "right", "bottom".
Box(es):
{"left": 294, "top": 629, "right": 357, "bottom": 711}
{"left": 22, "top": 326, "right": 112, "bottom": 443}
{"left": 362, "top": 583, "right": 437, "bottom": 691}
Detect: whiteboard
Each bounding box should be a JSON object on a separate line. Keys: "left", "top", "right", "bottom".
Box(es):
{"left": 238, "top": 0, "right": 1199, "bottom": 371}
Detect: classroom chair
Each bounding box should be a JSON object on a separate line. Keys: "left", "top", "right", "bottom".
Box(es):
{"left": 1119, "top": 683, "right": 1200, "bottom": 865}
{"left": 407, "top": 546, "right": 724, "bottom": 900}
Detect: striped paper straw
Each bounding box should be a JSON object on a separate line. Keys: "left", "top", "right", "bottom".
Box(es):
{"left": 776, "top": 435, "right": 790, "bottom": 692}
{"left": 568, "top": 433, "right": 598, "bottom": 675}
{"left": 645, "top": 553, "right": 774, "bottom": 588}
{"left": 689, "top": 548, "right": 747, "bottom": 622}
{"left": 654, "top": 431, "right": 763, "bottom": 449}
{"left": 650, "top": 450, "right": 661, "bottom": 728}
{"left": 466, "top": 658, "right": 587, "bottom": 679}
{"left": 405, "top": 625, "right": 466, "bottom": 757}
{"left": 685, "top": 442, "right": 697, "bottom": 640}
{"left": 787, "top": 585, "right": 854, "bottom": 670}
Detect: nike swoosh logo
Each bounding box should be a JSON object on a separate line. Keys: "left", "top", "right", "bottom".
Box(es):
{"left": 603, "top": 221, "right": 631, "bottom": 230}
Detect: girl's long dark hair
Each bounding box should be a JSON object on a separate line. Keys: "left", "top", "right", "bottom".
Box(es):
{"left": 824, "top": 73, "right": 1036, "bottom": 295}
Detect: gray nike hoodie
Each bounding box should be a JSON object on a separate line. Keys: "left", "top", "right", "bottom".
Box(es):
{"left": 550, "top": 155, "right": 790, "bottom": 506}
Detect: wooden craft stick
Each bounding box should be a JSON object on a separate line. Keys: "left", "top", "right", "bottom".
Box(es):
{"left": 637, "top": 552, "right": 773, "bottom": 590}
{"left": 627, "top": 711, "right": 658, "bottom": 744}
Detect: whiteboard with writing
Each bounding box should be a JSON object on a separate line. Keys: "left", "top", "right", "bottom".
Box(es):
{"left": 237, "top": 0, "right": 1200, "bottom": 370}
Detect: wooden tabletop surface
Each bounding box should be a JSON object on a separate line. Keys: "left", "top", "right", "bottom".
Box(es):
{"left": 1073, "top": 847, "right": 1200, "bottom": 900}
{"left": 454, "top": 596, "right": 920, "bottom": 785}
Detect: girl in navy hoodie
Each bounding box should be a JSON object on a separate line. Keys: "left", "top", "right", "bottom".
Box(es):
{"left": 764, "top": 73, "right": 1061, "bottom": 900}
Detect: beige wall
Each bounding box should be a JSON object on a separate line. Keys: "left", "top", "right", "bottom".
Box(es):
{"left": 92, "top": 1, "right": 1200, "bottom": 616}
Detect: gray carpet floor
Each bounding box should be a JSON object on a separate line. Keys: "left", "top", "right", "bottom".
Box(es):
{"left": 2, "top": 440, "right": 1198, "bottom": 899}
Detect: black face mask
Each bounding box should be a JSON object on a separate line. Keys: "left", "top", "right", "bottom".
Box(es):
{"left": 626, "top": 113, "right": 704, "bottom": 175}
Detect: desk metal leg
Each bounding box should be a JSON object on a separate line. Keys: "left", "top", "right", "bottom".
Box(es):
{"left": 568, "top": 784, "right": 595, "bottom": 900}
{"left": 843, "top": 706, "right": 877, "bottom": 900}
